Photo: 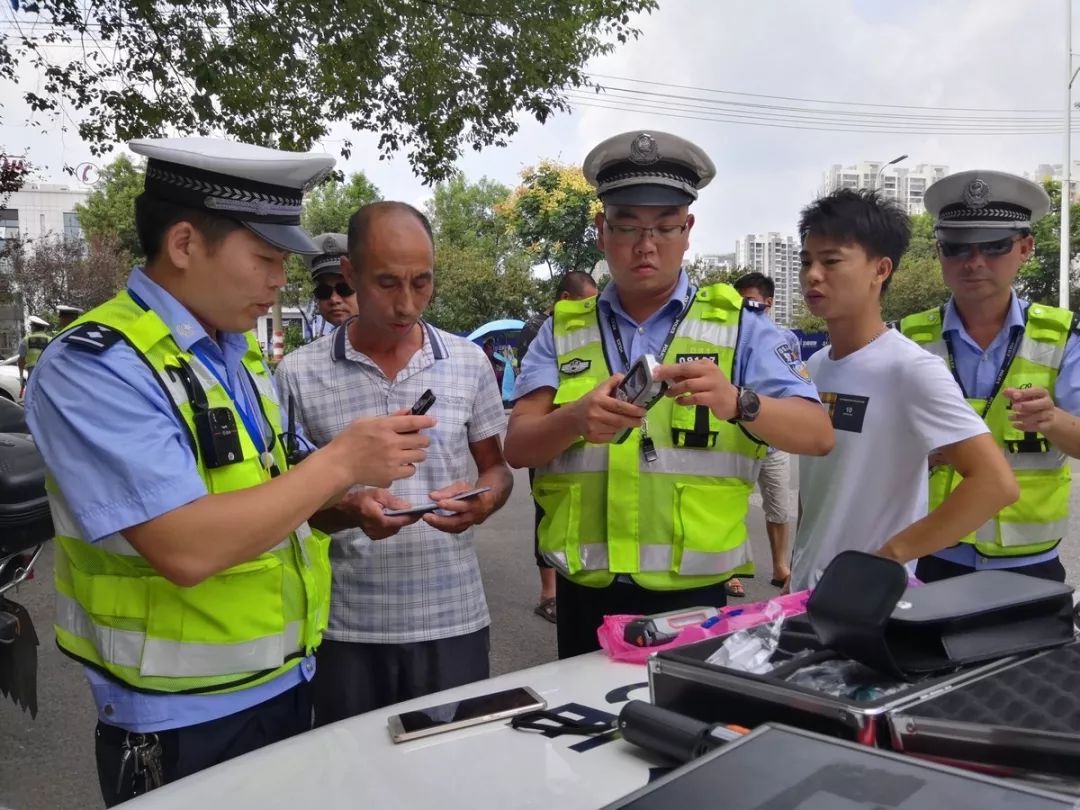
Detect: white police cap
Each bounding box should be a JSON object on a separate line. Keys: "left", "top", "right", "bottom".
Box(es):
{"left": 57, "top": 305, "right": 82, "bottom": 316}
{"left": 28, "top": 316, "right": 49, "bottom": 328}
{"left": 305, "top": 233, "right": 348, "bottom": 279}
{"left": 583, "top": 130, "right": 715, "bottom": 206}
{"left": 127, "top": 138, "right": 336, "bottom": 255}
{"left": 925, "top": 170, "right": 1051, "bottom": 244}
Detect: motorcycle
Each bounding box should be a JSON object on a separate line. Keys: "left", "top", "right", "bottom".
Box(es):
{"left": 0, "top": 398, "right": 53, "bottom": 717}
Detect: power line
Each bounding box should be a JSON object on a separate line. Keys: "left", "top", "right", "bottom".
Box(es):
{"left": 563, "top": 91, "right": 1074, "bottom": 132}
{"left": 566, "top": 97, "right": 1080, "bottom": 136}
{"left": 584, "top": 71, "right": 1061, "bottom": 115}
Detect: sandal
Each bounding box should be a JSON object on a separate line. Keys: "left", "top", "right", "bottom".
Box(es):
{"left": 725, "top": 578, "right": 746, "bottom": 598}
{"left": 534, "top": 597, "right": 557, "bottom": 623}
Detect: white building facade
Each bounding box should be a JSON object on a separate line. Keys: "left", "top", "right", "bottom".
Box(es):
{"left": 821, "top": 161, "right": 949, "bottom": 215}
{"left": 734, "top": 232, "right": 801, "bottom": 326}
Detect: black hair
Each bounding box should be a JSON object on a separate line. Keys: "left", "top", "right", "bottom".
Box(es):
{"left": 134, "top": 193, "right": 245, "bottom": 262}
{"left": 347, "top": 201, "right": 434, "bottom": 268}
{"left": 798, "top": 188, "right": 911, "bottom": 294}
{"left": 733, "top": 271, "right": 774, "bottom": 298}
{"left": 555, "top": 270, "right": 597, "bottom": 300}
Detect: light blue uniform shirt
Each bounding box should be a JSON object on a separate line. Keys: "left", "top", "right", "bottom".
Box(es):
{"left": 25, "top": 267, "right": 313, "bottom": 733}
{"left": 933, "top": 293, "right": 1080, "bottom": 570}
{"left": 514, "top": 270, "right": 820, "bottom": 402}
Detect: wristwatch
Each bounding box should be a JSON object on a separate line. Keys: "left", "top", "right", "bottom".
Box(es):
{"left": 733, "top": 386, "right": 761, "bottom": 423}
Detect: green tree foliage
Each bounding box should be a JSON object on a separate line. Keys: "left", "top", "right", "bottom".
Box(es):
{"left": 792, "top": 312, "right": 827, "bottom": 333}
{"left": 685, "top": 259, "right": 745, "bottom": 288}
{"left": 1017, "top": 180, "right": 1080, "bottom": 306}
{"left": 880, "top": 212, "right": 950, "bottom": 321}
{"left": 503, "top": 161, "right": 603, "bottom": 277}
{"left": 301, "top": 173, "right": 382, "bottom": 236}
{"left": 5, "top": 1, "right": 655, "bottom": 182}
{"left": 280, "top": 172, "right": 383, "bottom": 328}
{"left": 425, "top": 174, "right": 543, "bottom": 333}
{"left": 74, "top": 155, "right": 145, "bottom": 259}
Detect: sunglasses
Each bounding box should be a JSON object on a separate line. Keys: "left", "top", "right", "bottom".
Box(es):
{"left": 314, "top": 281, "right": 354, "bottom": 300}
{"left": 938, "top": 236, "right": 1020, "bottom": 259}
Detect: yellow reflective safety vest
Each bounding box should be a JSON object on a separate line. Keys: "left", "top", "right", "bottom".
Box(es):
{"left": 50, "top": 291, "right": 331, "bottom": 694}
{"left": 900, "top": 301, "right": 1072, "bottom": 558}
{"left": 24, "top": 331, "right": 51, "bottom": 370}
{"left": 534, "top": 283, "right": 767, "bottom": 591}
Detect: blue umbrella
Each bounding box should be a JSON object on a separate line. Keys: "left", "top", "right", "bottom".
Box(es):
{"left": 466, "top": 319, "right": 525, "bottom": 343}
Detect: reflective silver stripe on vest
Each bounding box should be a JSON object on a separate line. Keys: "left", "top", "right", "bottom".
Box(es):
{"left": 920, "top": 339, "right": 947, "bottom": 361}
{"left": 248, "top": 366, "right": 277, "bottom": 401}
{"left": 547, "top": 541, "right": 752, "bottom": 576}
{"left": 539, "top": 445, "right": 758, "bottom": 482}
{"left": 676, "top": 320, "right": 738, "bottom": 348}
{"left": 56, "top": 592, "right": 143, "bottom": 669}
{"left": 975, "top": 516, "right": 1069, "bottom": 546}
{"left": 1017, "top": 335, "right": 1065, "bottom": 370}
{"left": 1006, "top": 447, "right": 1068, "bottom": 471}
{"left": 56, "top": 591, "right": 301, "bottom": 677}
{"left": 554, "top": 325, "right": 603, "bottom": 357}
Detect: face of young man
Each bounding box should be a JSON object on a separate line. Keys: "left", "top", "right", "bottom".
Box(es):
{"left": 341, "top": 210, "right": 435, "bottom": 344}
{"left": 313, "top": 271, "right": 359, "bottom": 326}
{"left": 595, "top": 205, "right": 693, "bottom": 299}
{"left": 936, "top": 233, "right": 1033, "bottom": 308}
{"left": 799, "top": 233, "right": 892, "bottom": 322}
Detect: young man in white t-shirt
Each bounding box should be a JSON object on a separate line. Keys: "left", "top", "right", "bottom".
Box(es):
{"left": 791, "top": 189, "right": 1019, "bottom": 591}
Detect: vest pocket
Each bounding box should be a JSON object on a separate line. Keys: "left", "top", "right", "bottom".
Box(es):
{"left": 670, "top": 403, "right": 719, "bottom": 448}
{"left": 997, "top": 467, "right": 1071, "bottom": 547}
{"left": 673, "top": 482, "right": 750, "bottom": 575}
{"left": 534, "top": 481, "right": 582, "bottom": 572}
{"left": 142, "top": 556, "right": 286, "bottom": 677}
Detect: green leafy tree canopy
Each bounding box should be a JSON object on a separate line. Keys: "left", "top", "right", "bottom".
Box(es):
{"left": 74, "top": 155, "right": 144, "bottom": 259}
{"left": 6, "top": 1, "right": 655, "bottom": 182}
{"left": 503, "top": 160, "right": 603, "bottom": 277}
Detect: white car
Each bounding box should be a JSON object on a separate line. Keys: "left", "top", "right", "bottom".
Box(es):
{"left": 0, "top": 355, "right": 22, "bottom": 402}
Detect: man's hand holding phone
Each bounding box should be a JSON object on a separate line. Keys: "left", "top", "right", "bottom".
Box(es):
{"left": 422, "top": 482, "right": 497, "bottom": 534}
{"left": 339, "top": 487, "right": 426, "bottom": 539}
{"left": 568, "top": 375, "right": 646, "bottom": 444}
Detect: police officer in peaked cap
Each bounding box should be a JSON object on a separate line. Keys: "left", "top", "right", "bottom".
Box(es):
{"left": 24, "top": 137, "right": 435, "bottom": 804}
{"left": 901, "top": 169, "right": 1080, "bottom": 583}
{"left": 506, "top": 130, "right": 835, "bottom": 658}
{"left": 306, "top": 232, "right": 358, "bottom": 330}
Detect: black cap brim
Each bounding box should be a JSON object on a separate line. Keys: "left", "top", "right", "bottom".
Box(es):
{"left": 599, "top": 184, "right": 695, "bottom": 207}
{"left": 244, "top": 222, "right": 320, "bottom": 255}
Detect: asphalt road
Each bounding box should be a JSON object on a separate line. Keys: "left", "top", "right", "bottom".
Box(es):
{"left": 3, "top": 460, "right": 1079, "bottom": 809}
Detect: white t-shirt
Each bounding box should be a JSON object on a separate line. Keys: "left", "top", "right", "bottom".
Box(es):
{"left": 791, "top": 329, "right": 989, "bottom": 592}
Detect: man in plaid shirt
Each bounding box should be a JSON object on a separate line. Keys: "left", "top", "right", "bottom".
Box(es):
{"left": 276, "top": 201, "right": 513, "bottom": 725}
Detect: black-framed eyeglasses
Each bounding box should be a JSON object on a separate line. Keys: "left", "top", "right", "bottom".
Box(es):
{"left": 938, "top": 236, "right": 1020, "bottom": 259}
{"left": 314, "top": 281, "right": 354, "bottom": 300}
{"left": 604, "top": 220, "right": 690, "bottom": 244}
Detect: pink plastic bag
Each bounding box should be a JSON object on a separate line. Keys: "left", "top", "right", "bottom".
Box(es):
{"left": 597, "top": 590, "right": 813, "bottom": 665}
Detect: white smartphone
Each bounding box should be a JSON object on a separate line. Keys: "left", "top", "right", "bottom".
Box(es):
{"left": 383, "top": 486, "right": 492, "bottom": 517}
{"left": 387, "top": 685, "right": 546, "bottom": 743}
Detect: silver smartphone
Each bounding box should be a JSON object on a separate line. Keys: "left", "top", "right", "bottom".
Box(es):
{"left": 387, "top": 685, "right": 546, "bottom": 743}
{"left": 382, "top": 486, "right": 492, "bottom": 517}
{"left": 613, "top": 353, "right": 668, "bottom": 444}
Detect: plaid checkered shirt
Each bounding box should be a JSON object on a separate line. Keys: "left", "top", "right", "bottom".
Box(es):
{"left": 275, "top": 321, "right": 507, "bottom": 644}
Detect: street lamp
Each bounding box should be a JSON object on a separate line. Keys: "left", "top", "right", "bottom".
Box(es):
{"left": 876, "top": 154, "right": 908, "bottom": 191}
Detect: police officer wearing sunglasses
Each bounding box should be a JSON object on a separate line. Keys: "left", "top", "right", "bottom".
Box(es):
{"left": 901, "top": 170, "right": 1080, "bottom": 583}
{"left": 307, "top": 232, "right": 359, "bottom": 331}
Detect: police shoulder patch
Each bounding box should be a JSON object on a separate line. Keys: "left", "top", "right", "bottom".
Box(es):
{"left": 559, "top": 357, "right": 591, "bottom": 375}
{"left": 62, "top": 323, "right": 123, "bottom": 354}
{"left": 775, "top": 344, "right": 811, "bottom": 382}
